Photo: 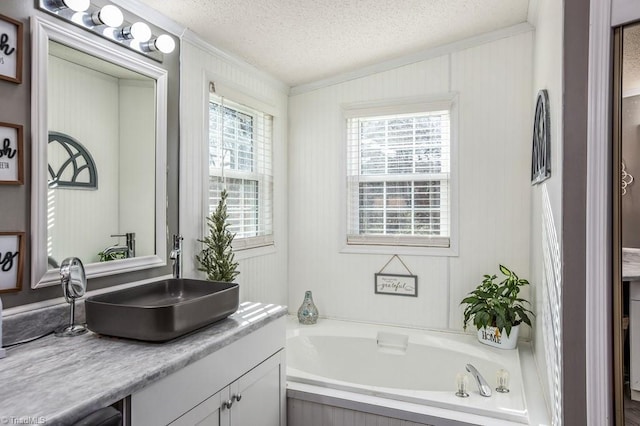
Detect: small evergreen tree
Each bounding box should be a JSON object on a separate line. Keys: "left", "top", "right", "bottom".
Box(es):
{"left": 196, "top": 189, "right": 239, "bottom": 282}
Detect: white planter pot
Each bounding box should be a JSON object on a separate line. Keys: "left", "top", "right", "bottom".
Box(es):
{"left": 477, "top": 325, "right": 520, "bottom": 350}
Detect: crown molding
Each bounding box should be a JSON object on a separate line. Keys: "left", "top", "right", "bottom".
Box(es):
{"left": 182, "top": 28, "right": 290, "bottom": 94}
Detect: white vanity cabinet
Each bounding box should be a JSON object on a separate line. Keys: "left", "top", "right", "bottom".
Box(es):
{"left": 130, "top": 317, "right": 285, "bottom": 426}
{"left": 171, "top": 352, "right": 282, "bottom": 426}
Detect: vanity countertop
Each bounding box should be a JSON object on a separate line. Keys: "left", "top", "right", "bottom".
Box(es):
{"left": 0, "top": 301, "right": 287, "bottom": 425}
{"left": 624, "top": 247, "right": 640, "bottom": 281}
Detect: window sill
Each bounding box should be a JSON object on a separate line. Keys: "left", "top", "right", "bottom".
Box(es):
{"left": 234, "top": 243, "right": 277, "bottom": 260}
{"left": 340, "top": 244, "right": 458, "bottom": 257}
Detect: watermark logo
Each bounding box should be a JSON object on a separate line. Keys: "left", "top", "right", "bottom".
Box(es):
{"left": 1, "top": 417, "right": 47, "bottom": 425}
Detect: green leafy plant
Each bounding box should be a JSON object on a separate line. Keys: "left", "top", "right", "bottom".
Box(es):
{"left": 196, "top": 189, "right": 240, "bottom": 282}
{"left": 97, "top": 251, "right": 126, "bottom": 262}
{"left": 461, "top": 264, "right": 534, "bottom": 337}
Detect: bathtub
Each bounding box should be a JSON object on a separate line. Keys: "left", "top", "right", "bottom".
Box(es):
{"left": 286, "top": 317, "right": 549, "bottom": 426}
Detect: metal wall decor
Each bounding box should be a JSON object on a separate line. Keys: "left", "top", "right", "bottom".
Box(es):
{"left": 622, "top": 161, "right": 634, "bottom": 195}
{"left": 48, "top": 131, "right": 98, "bottom": 189}
{"left": 0, "top": 14, "right": 23, "bottom": 84}
{"left": 531, "top": 89, "right": 551, "bottom": 185}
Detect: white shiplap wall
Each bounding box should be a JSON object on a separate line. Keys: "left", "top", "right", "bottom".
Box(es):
{"left": 288, "top": 31, "right": 533, "bottom": 332}
{"left": 179, "top": 32, "right": 289, "bottom": 306}
{"left": 119, "top": 80, "right": 156, "bottom": 257}
{"left": 48, "top": 55, "right": 120, "bottom": 264}
{"left": 530, "top": 0, "right": 564, "bottom": 423}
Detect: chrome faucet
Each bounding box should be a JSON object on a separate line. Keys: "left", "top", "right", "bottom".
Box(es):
{"left": 170, "top": 234, "right": 183, "bottom": 279}
{"left": 466, "top": 364, "right": 492, "bottom": 397}
{"left": 102, "top": 233, "right": 136, "bottom": 259}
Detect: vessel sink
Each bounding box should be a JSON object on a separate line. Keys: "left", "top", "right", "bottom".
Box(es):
{"left": 85, "top": 279, "right": 239, "bottom": 342}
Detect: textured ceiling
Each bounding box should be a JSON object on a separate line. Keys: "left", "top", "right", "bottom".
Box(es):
{"left": 137, "top": 0, "right": 530, "bottom": 87}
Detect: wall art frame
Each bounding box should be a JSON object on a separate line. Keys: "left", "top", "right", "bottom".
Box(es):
{"left": 531, "top": 89, "right": 551, "bottom": 184}
{"left": 0, "top": 122, "right": 23, "bottom": 184}
{"left": 0, "top": 232, "right": 25, "bottom": 293}
{"left": 374, "top": 273, "right": 418, "bottom": 297}
{"left": 0, "top": 13, "right": 23, "bottom": 84}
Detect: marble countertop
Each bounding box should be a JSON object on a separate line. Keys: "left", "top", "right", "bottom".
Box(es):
{"left": 0, "top": 301, "right": 287, "bottom": 425}
{"left": 624, "top": 248, "right": 640, "bottom": 281}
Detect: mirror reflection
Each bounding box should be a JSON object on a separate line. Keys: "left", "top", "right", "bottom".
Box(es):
{"left": 46, "top": 40, "right": 156, "bottom": 267}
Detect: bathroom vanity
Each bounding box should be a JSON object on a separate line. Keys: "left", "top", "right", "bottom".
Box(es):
{"left": 0, "top": 302, "right": 286, "bottom": 425}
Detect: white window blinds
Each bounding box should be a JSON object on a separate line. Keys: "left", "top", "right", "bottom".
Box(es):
{"left": 346, "top": 109, "right": 451, "bottom": 247}
{"left": 208, "top": 94, "right": 273, "bottom": 249}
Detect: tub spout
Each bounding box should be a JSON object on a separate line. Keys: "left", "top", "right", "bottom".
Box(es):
{"left": 465, "top": 364, "right": 492, "bottom": 397}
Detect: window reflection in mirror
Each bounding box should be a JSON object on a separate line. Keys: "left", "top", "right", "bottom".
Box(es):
{"left": 46, "top": 40, "right": 156, "bottom": 267}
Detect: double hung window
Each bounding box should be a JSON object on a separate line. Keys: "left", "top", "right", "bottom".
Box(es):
{"left": 208, "top": 94, "right": 273, "bottom": 249}
{"left": 346, "top": 100, "right": 453, "bottom": 248}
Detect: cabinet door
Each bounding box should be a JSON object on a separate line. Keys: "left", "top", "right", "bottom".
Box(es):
{"left": 170, "top": 388, "right": 230, "bottom": 426}
{"left": 230, "top": 351, "right": 283, "bottom": 426}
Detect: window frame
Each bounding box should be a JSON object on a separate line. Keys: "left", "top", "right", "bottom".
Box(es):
{"left": 340, "top": 94, "right": 459, "bottom": 257}
{"left": 207, "top": 88, "right": 275, "bottom": 252}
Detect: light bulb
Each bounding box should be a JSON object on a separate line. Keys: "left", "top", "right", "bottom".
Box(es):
{"left": 91, "top": 5, "right": 124, "bottom": 27}
{"left": 126, "top": 22, "right": 152, "bottom": 42}
{"left": 64, "top": 0, "right": 90, "bottom": 12}
{"left": 154, "top": 34, "right": 175, "bottom": 54}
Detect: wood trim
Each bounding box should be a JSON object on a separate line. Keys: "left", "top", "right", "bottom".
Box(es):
{"left": 613, "top": 26, "right": 624, "bottom": 426}
{"left": 563, "top": 0, "right": 590, "bottom": 423}
{"left": 586, "top": 0, "right": 614, "bottom": 423}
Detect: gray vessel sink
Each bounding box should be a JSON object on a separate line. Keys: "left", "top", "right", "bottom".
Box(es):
{"left": 85, "top": 278, "right": 239, "bottom": 342}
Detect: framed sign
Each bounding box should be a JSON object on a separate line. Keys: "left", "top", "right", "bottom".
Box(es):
{"left": 0, "top": 122, "right": 23, "bottom": 184}
{"left": 375, "top": 273, "right": 418, "bottom": 297}
{"left": 0, "top": 14, "right": 23, "bottom": 84}
{"left": 0, "top": 232, "right": 24, "bottom": 293}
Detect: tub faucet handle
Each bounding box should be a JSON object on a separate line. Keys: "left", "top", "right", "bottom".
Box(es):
{"left": 466, "top": 364, "right": 492, "bottom": 397}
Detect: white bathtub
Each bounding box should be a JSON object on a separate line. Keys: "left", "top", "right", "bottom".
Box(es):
{"left": 286, "top": 317, "right": 548, "bottom": 425}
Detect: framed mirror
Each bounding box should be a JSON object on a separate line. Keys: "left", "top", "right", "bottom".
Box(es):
{"left": 31, "top": 16, "right": 168, "bottom": 288}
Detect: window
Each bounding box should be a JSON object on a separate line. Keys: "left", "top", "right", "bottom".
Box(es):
{"left": 346, "top": 101, "right": 453, "bottom": 248}
{"left": 208, "top": 94, "right": 273, "bottom": 249}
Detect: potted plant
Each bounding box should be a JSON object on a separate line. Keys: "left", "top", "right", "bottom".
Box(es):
{"left": 461, "top": 264, "right": 533, "bottom": 349}
{"left": 196, "top": 189, "right": 239, "bottom": 282}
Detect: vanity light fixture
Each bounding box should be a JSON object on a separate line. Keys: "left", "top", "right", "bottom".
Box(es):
{"left": 120, "top": 22, "right": 152, "bottom": 42}
{"left": 38, "top": 0, "right": 176, "bottom": 62}
{"left": 46, "top": 0, "right": 90, "bottom": 12}
{"left": 89, "top": 4, "right": 124, "bottom": 28}
{"left": 143, "top": 34, "right": 176, "bottom": 54}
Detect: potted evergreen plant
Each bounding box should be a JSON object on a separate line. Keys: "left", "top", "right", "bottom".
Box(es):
{"left": 461, "top": 265, "right": 533, "bottom": 349}
{"left": 196, "top": 189, "right": 239, "bottom": 282}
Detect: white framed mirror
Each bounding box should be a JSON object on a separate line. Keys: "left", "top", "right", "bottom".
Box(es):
{"left": 31, "top": 15, "right": 168, "bottom": 288}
